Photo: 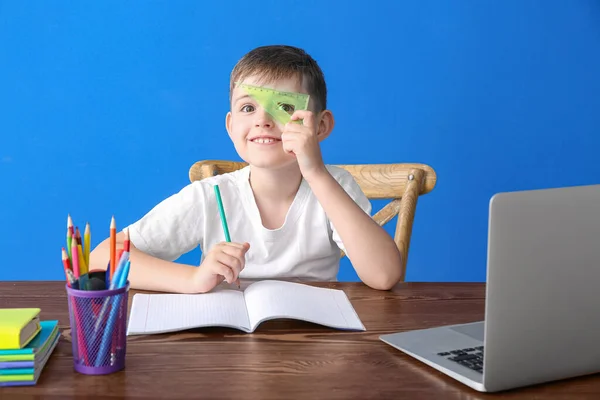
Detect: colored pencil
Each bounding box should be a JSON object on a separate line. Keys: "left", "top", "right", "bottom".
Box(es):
{"left": 62, "top": 248, "right": 71, "bottom": 285}
{"left": 214, "top": 185, "right": 231, "bottom": 242}
{"left": 75, "top": 227, "right": 88, "bottom": 276}
{"left": 110, "top": 216, "right": 116, "bottom": 279}
{"left": 77, "top": 244, "right": 86, "bottom": 276}
{"left": 94, "top": 250, "right": 129, "bottom": 340}
{"left": 67, "top": 215, "right": 73, "bottom": 262}
{"left": 71, "top": 236, "right": 80, "bottom": 278}
{"left": 84, "top": 222, "right": 91, "bottom": 268}
{"left": 213, "top": 185, "right": 239, "bottom": 288}
{"left": 67, "top": 269, "right": 90, "bottom": 366}
{"left": 123, "top": 228, "right": 130, "bottom": 252}
{"left": 75, "top": 226, "right": 82, "bottom": 245}
{"left": 115, "top": 249, "right": 125, "bottom": 273}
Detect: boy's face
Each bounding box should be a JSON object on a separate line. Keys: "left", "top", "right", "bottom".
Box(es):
{"left": 226, "top": 74, "right": 314, "bottom": 170}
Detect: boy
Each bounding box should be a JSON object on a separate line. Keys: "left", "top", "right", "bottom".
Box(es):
{"left": 89, "top": 45, "right": 402, "bottom": 293}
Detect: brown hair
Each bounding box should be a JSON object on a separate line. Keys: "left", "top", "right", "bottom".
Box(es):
{"left": 230, "top": 45, "right": 327, "bottom": 112}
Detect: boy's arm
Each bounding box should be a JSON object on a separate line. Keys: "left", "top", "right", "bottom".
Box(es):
{"left": 89, "top": 180, "right": 209, "bottom": 293}
{"left": 89, "top": 232, "right": 198, "bottom": 294}
{"left": 306, "top": 170, "right": 403, "bottom": 290}
{"left": 281, "top": 109, "right": 401, "bottom": 290}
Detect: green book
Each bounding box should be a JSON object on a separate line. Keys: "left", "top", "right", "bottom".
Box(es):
{"left": 0, "top": 321, "right": 59, "bottom": 361}
{"left": 0, "top": 368, "right": 34, "bottom": 375}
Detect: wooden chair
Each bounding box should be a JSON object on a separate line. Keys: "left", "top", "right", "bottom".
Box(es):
{"left": 189, "top": 161, "right": 437, "bottom": 282}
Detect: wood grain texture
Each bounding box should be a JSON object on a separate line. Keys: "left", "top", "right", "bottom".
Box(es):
{"left": 395, "top": 168, "right": 425, "bottom": 281}
{"left": 1, "top": 281, "right": 599, "bottom": 399}
{"left": 188, "top": 160, "right": 437, "bottom": 282}
{"left": 189, "top": 160, "right": 437, "bottom": 199}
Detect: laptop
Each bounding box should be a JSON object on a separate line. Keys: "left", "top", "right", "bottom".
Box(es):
{"left": 380, "top": 184, "right": 600, "bottom": 392}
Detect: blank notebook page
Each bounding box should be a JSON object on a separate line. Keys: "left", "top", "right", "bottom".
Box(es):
{"left": 243, "top": 280, "right": 365, "bottom": 331}
{"left": 127, "top": 290, "right": 249, "bottom": 335}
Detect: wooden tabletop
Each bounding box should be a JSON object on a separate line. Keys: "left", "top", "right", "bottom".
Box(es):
{"left": 0, "top": 281, "right": 599, "bottom": 399}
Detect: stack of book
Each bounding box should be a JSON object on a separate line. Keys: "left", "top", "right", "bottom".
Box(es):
{"left": 0, "top": 308, "right": 60, "bottom": 387}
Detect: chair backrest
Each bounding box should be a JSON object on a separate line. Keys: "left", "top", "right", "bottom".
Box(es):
{"left": 189, "top": 160, "right": 437, "bottom": 282}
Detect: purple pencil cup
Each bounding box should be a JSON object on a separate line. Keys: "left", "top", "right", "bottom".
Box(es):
{"left": 65, "top": 282, "right": 130, "bottom": 375}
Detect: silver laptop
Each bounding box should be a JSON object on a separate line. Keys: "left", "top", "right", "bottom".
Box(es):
{"left": 380, "top": 184, "right": 600, "bottom": 392}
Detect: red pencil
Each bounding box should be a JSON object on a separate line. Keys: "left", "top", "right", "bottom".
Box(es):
{"left": 67, "top": 215, "right": 74, "bottom": 262}
{"left": 124, "top": 228, "right": 130, "bottom": 252}
{"left": 62, "top": 248, "right": 71, "bottom": 286}
{"left": 110, "top": 216, "right": 116, "bottom": 279}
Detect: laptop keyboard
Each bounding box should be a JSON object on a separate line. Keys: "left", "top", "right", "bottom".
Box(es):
{"left": 437, "top": 346, "right": 484, "bottom": 373}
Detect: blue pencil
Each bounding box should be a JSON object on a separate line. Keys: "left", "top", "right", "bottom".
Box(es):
{"left": 94, "top": 261, "right": 130, "bottom": 367}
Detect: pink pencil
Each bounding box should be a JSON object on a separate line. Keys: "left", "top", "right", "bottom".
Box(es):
{"left": 71, "top": 236, "right": 80, "bottom": 278}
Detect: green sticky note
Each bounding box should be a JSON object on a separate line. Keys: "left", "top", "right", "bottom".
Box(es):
{"left": 236, "top": 82, "right": 310, "bottom": 125}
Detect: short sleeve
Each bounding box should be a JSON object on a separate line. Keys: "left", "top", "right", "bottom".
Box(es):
{"left": 127, "top": 182, "right": 206, "bottom": 261}
{"left": 330, "top": 169, "right": 373, "bottom": 253}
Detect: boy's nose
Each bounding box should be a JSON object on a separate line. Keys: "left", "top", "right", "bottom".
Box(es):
{"left": 254, "top": 109, "right": 274, "bottom": 128}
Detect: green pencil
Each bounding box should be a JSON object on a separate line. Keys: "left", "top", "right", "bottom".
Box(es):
{"left": 214, "top": 185, "right": 239, "bottom": 288}
{"left": 213, "top": 185, "right": 231, "bottom": 242}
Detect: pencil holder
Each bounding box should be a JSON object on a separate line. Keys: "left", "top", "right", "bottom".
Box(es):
{"left": 65, "top": 282, "right": 129, "bottom": 375}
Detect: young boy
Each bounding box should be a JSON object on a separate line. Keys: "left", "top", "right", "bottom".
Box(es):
{"left": 89, "top": 45, "right": 402, "bottom": 293}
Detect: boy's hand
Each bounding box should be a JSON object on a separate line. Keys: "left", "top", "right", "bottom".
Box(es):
{"left": 192, "top": 242, "right": 250, "bottom": 293}
{"left": 281, "top": 110, "right": 327, "bottom": 180}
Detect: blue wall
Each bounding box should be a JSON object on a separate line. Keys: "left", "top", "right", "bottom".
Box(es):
{"left": 1, "top": 1, "right": 599, "bottom": 282}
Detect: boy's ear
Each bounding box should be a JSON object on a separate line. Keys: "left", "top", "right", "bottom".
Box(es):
{"left": 316, "top": 110, "right": 334, "bottom": 142}
{"left": 225, "top": 111, "right": 233, "bottom": 139}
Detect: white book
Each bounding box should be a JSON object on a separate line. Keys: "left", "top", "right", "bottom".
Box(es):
{"left": 126, "top": 280, "right": 366, "bottom": 335}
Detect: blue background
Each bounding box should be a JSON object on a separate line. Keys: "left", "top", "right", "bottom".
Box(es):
{"left": 1, "top": 1, "right": 598, "bottom": 282}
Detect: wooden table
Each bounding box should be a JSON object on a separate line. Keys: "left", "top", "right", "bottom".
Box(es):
{"left": 1, "top": 281, "right": 599, "bottom": 399}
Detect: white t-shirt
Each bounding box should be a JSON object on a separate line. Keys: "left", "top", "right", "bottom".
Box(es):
{"left": 127, "top": 165, "right": 372, "bottom": 281}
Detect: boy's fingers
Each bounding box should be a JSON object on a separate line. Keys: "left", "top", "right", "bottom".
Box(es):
{"left": 281, "top": 134, "right": 298, "bottom": 150}
{"left": 221, "top": 242, "right": 245, "bottom": 250}
{"left": 282, "top": 141, "right": 296, "bottom": 154}
{"left": 290, "top": 110, "right": 313, "bottom": 128}
{"left": 222, "top": 243, "right": 250, "bottom": 257}
{"left": 216, "top": 252, "right": 242, "bottom": 276}
{"left": 281, "top": 131, "right": 301, "bottom": 141}
{"left": 214, "top": 263, "right": 234, "bottom": 284}
{"left": 282, "top": 123, "right": 303, "bottom": 134}
{"left": 220, "top": 247, "right": 246, "bottom": 271}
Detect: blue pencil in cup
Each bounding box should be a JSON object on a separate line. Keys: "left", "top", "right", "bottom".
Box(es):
{"left": 92, "top": 251, "right": 130, "bottom": 364}
{"left": 114, "top": 260, "right": 130, "bottom": 363}
{"left": 213, "top": 184, "right": 239, "bottom": 288}
{"left": 94, "top": 251, "right": 130, "bottom": 334}
{"left": 94, "top": 260, "right": 130, "bottom": 368}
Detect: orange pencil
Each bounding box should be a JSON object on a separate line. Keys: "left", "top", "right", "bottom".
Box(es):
{"left": 110, "top": 216, "right": 116, "bottom": 278}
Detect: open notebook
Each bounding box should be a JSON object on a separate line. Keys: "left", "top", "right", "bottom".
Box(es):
{"left": 127, "top": 280, "right": 366, "bottom": 335}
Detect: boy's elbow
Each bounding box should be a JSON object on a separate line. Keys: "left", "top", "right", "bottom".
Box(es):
{"left": 366, "top": 252, "right": 403, "bottom": 291}
{"left": 368, "top": 273, "right": 400, "bottom": 291}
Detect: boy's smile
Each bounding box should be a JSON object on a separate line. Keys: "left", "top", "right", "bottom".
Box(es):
{"left": 249, "top": 136, "right": 280, "bottom": 145}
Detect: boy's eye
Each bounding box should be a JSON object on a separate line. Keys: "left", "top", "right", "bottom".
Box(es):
{"left": 277, "top": 103, "right": 295, "bottom": 114}
{"left": 240, "top": 104, "right": 255, "bottom": 113}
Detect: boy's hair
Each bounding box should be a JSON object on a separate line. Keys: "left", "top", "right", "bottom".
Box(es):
{"left": 230, "top": 45, "right": 327, "bottom": 112}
